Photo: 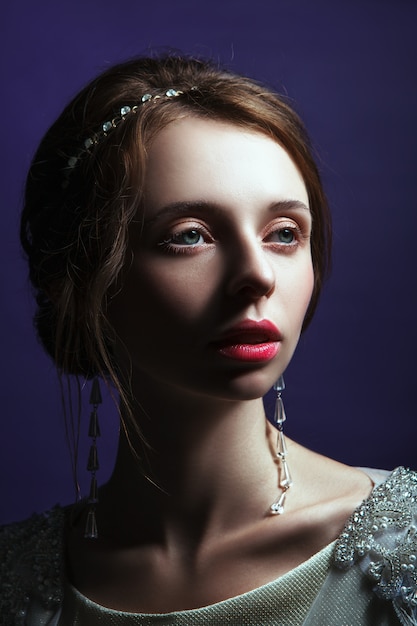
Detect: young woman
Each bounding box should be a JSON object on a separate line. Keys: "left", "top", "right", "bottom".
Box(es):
{"left": 1, "top": 55, "right": 416, "bottom": 625}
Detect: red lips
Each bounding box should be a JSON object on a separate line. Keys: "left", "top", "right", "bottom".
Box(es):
{"left": 212, "top": 320, "right": 281, "bottom": 362}
{"left": 214, "top": 319, "right": 281, "bottom": 343}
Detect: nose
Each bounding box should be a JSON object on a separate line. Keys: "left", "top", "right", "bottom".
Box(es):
{"left": 225, "top": 236, "right": 275, "bottom": 300}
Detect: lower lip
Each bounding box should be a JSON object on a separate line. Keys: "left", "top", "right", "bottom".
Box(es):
{"left": 215, "top": 342, "right": 280, "bottom": 362}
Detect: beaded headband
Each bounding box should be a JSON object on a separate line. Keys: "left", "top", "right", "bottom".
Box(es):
{"left": 63, "top": 87, "right": 196, "bottom": 185}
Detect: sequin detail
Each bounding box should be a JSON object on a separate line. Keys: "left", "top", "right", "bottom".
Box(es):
{"left": 0, "top": 506, "right": 65, "bottom": 625}
{"left": 334, "top": 467, "right": 417, "bottom": 622}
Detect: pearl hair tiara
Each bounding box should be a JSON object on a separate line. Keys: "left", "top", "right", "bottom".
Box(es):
{"left": 63, "top": 87, "right": 196, "bottom": 185}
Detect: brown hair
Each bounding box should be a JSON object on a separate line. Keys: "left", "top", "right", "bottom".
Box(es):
{"left": 21, "top": 55, "right": 331, "bottom": 397}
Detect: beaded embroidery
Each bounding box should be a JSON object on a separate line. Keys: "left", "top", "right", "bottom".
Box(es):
{"left": 0, "top": 506, "right": 65, "bottom": 625}
{"left": 334, "top": 466, "right": 417, "bottom": 623}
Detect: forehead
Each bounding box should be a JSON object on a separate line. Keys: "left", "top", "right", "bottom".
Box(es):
{"left": 143, "top": 117, "right": 309, "bottom": 209}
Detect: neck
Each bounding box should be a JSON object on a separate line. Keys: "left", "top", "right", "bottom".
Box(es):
{"left": 99, "top": 374, "right": 279, "bottom": 544}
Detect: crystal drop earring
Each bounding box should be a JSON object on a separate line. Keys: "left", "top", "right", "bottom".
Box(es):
{"left": 84, "top": 377, "right": 102, "bottom": 539}
{"left": 270, "top": 375, "right": 293, "bottom": 515}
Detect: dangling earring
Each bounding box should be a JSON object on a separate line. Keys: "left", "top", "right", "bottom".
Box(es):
{"left": 84, "top": 377, "right": 102, "bottom": 539}
{"left": 270, "top": 375, "right": 293, "bottom": 515}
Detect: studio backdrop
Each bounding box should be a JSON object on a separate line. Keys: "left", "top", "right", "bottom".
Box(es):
{"left": 1, "top": 0, "right": 416, "bottom": 524}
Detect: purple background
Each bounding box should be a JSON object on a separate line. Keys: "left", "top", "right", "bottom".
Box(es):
{"left": 1, "top": 1, "right": 416, "bottom": 524}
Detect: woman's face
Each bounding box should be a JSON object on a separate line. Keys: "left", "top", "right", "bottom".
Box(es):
{"left": 109, "top": 117, "right": 314, "bottom": 401}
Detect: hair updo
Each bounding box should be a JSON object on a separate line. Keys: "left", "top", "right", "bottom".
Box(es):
{"left": 20, "top": 54, "right": 331, "bottom": 391}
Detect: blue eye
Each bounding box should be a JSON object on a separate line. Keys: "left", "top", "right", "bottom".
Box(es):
{"left": 172, "top": 229, "right": 203, "bottom": 246}
{"left": 277, "top": 228, "right": 295, "bottom": 244}
{"left": 158, "top": 227, "right": 208, "bottom": 254}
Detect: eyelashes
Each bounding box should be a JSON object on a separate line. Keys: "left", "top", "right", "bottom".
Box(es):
{"left": 160, "top": 228, "right": 205, "bottom": 248}
{"left": 157, "top": 224, "right": 214, "bottom": 255}
{"left": 156, "top": 220, "right": 309, "bottom": 256}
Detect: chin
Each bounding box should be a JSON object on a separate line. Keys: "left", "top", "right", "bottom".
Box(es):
{"left": 216, "top": 370, "right": 279, "bottom": 402}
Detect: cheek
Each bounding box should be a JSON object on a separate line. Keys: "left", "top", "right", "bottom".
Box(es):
{"left": 283, "top": 259, "right": 315, "bottom": 325}
{"left": 110, "top": 255, "right": 220, "bottom": 334}
{"left": 302, "top": 263, "right": 315, "bottom": 308}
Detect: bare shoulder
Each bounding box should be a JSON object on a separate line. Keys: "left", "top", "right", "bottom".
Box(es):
{"left": 262, "top": 442, "right": 376, "bottom": 561}
{"left": 289, "top": 440, "right": 376, "bottom": 510}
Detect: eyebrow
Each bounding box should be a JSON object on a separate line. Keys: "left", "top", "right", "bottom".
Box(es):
{"left": 268, "top": 199, "right": 310, "bottom": 213}
{"left": 144, "top": 199, "right": 310, "bottom": 224}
